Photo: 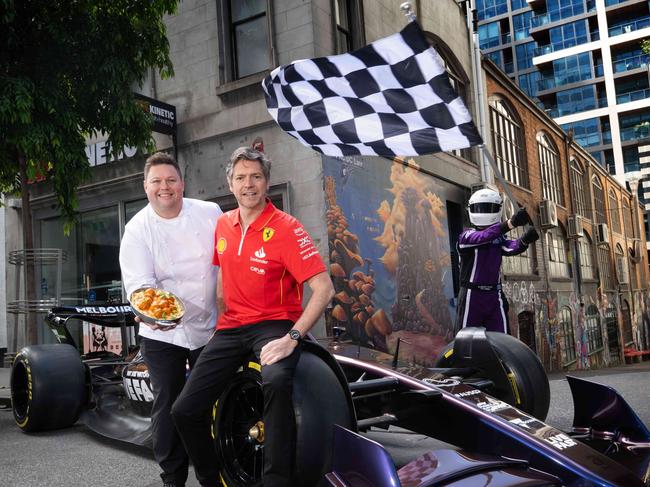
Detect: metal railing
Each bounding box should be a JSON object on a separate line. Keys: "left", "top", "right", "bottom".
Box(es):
{"left": 616, "top": 87, "right": 650, "bottom": 104}
{"left": 612, "top": 54, "right": 649, "bottom": 73}
{"left": 609, "top": 17, "right": 650, "bottom": 36}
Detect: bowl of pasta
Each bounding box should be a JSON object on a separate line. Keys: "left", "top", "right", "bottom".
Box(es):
{"left": 129, "top": 287, "right": 185, "bottom": 327}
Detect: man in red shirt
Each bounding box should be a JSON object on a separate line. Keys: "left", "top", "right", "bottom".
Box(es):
{"left": 172, "top": 147, "right": 334, "bottom": 487}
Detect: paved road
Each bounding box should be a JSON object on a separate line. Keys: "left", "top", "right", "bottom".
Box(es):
{"left": 1, "top": 363, "right": 649, "bottom": 487}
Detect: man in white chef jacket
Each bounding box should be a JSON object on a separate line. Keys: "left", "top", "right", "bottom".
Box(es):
{"left": 119, "top": 152, "right": 222, "bottom": 487}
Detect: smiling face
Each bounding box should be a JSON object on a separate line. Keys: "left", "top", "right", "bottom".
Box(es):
{"left": 228, "top": 158, "right": 269, "bottom": 213}
{"left": 144, "top": 163, "right": 184, "bottom": 218}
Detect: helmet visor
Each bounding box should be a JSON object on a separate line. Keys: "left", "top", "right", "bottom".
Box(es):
{"left": 469, "top": 202, "right": 502, "bottom": 214}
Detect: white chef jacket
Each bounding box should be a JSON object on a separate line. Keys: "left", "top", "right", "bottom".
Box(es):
{"left": 119, "top": 198, "right": 222, "bottom": 350}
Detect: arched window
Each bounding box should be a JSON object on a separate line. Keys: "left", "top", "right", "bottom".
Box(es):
{"left": 592, "top": 176, "right": 606, "bottom": 224}
{"left": 547, "top": 225, "right": 570, "bottom": 278}
{"left": 502, "top": 199, "right": 534, "bottom": 275}
{"left": 609, "top": 189, "right": 621, "bottom": 234}
{"left": 425, "top": 32, "right": 471, "bottom": 160}
{"left": 585, "top": 304, "right": 602, "bottom": 353}
{"left": 424, "top": 32, "right": 469, "bottom": 105}
{"left": 489, "top": 97, "right": 527, "bottom": 188}
{"left": 578, "top": 232, "right": 595, "bottom": 280}
{"left": 537, "top": 133, "right": 563, "bottom": 205}
{"left": 569, "top": 159, "right": 586, "bottom": 217}
{"left": 622, "top": 198, "right": 632, "bottom": 236}
{"left": 559, "top": 306, "right": 576, "bottom": 364}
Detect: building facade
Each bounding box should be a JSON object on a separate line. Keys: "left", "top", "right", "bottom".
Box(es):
{"left": 477, "top": 0, "right": 650, "bottom": 247}
{"left": 485, "top": 58, "right": 650, "bottom": 371}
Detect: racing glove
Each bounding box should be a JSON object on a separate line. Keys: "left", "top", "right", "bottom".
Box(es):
{"left": 520, "top": 227, "right": 540, "bottom": 246}
{"left": 510, "top": 207, "right": 532, "bottom": 228}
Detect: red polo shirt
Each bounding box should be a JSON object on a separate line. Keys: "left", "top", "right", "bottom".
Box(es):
{"left": 213, "top": 200, "right": 327, "bottom": 329}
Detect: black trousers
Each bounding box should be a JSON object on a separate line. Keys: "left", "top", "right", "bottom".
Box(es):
{"left": 140, "top": 337, "right": 203, "bottom": 485}
{"left": 171, "top": 320, "right": 298, "bottom": 487}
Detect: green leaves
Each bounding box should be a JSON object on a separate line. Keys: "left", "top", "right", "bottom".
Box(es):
{"left": 1, "top": 0, "right": 177, "bottom": 225}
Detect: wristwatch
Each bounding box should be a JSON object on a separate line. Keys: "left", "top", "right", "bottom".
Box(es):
{"left": 288, "top": 329, "right": 302, "bottom": 342}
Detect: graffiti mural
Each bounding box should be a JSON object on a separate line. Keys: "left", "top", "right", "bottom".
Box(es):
{"left": 323, "top": 156, "right": 455, "bottom": 366}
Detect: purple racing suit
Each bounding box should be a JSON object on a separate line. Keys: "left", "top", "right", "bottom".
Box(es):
{"left": 454, "top": 221, "right": 528, "bottom": 334}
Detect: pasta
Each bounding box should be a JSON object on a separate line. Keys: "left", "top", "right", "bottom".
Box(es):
{"left": 131, "top": 288, "right": 183, "bottom": 321}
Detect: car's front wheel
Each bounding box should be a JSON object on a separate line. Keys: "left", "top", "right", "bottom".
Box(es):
{"left": 11, "top": 344, "right": 88, "bottom": 432}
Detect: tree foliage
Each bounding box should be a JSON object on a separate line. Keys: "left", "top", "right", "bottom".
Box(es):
{"left": 0, "top": 0, "right": 177, "bottom": 225}
{"left": 643, "top": 39, "right": 650, "bottom": 55}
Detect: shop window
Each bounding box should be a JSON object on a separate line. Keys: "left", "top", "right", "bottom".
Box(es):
{"left": 592, "top": 176, "right": 606, "bottom": 224}
{"left": 585, "top": 304, "right": 603, "bottom": 353}
{"left": 537, "top": 132, "right": 563, "bottom": 205}
{"left": 609, "top": 189, "right": 621, "bottom": 234}
{"left": 559, "top": 306, "right": 576, "bottom": 364}
{"left": 334, "top": 0, "right": 365, "bottom": 53}
{"left": 218, "top": 0, "right": 272, "bottom": 82}
{"left": 569, "top": 159, "right": 586, "bottom": 218}
{"left": 489, "top": 97, "right": 528, "bottom": 189}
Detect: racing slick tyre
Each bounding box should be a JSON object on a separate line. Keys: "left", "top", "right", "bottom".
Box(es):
{"left": 213, "top": 350, "right": 354, "bottom": 487}
{"left": 435, "top": 331, "right": 550, "bottom": 421}
{"left": 11, "top": 344, "right": 87, "bottom": 432}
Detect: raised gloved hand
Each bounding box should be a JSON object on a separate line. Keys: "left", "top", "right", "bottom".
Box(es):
{"left": 520, "top": 227, "right": 540, "bottom": 245}
{"left": 510, "top": 207, "right": 532, "bottom": 228}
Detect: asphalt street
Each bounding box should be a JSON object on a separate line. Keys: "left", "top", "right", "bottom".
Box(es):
{"left": 1, "top": 362, "right": 649, "bottom": 487}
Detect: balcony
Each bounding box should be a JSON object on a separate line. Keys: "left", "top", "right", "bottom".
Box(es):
{"left": 621, "top": 123, "right": 650, "bottom": 140}
{"left": 613, "top": 54, "right": 650, "bottom": 73}
{"left": 530, "top": 4, "right": 589, "bottom": 29}
{"left": 534, "top": 35, "right": 590, "bottom": 56}
{"left": 616, "top": 87, "right": 650, "bottom": 104}
{"left": 609, "top": 17, "right": 650, "bottom": 37}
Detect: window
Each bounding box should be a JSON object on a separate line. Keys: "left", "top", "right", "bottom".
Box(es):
{"left": 597, "top": 246, "right": 615, "bottom": 290}
{"left": 552, "top": 53, "right": 593, "bottom": 85}
{"left": 578, "top": 233, "right": 595, "bottom": 280}
{"left": 547, "top": 226, "right": 570, "bottom": 278}
{"left": 537, "top": 133, "right": 563, "bottom": 205}
{"left": 585, "top": 304, "right": 603, "bottom": 353}
{"left": 609, "top": 189, "right": 621, "bottom": 234}
{"left": 592, "top": 176, "right": 605, "bottom": 224}
{"left": 621, "top": 300, "right": 633, "bottom": 344}
{"left": 477, "top": 0, "right": 508, "bottom": 21}
{"left": 513, "top": 11, "right": 533, "bottom": 40}
{"left": 502, "top": 200, "right": 534, "bottom": 275}
{"left": 561, "top": 118, "right": 601, "bottom": 148}
{"left": 559, "top": 306, "right": 576, "bottom": 364}
{"left": 555, "top": 86, "right": 596, "bottom": 117}
{"left": 516, "top": 42, "right": 536, "bottom": 70}
{"left": 615, "top": 243, "right": 628, "bottom": 285}
{"left": 622, "top": 198, "right": 632, "bottom": 236}
{"left": 489, "top": 98, "right": 527, "bottom": 188}
{"left": 334, "top": 0, "right": 365, "bottom": 54}
{"left": 219, "top": 0, "right": 271, "bottom": 81}
{"left": 569, "top": 159, "right": 586, "bottom": 217}
{"left": 518, "top": 71, "right": 540, "bottom": 98}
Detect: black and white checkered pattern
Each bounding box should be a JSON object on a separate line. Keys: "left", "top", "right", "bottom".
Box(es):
{"left": 262, "top": 21, "right": 482, "bottom": 158}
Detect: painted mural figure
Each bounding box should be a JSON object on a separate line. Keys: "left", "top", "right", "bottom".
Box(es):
{"left": 455, "top": 189, "right": 539, "bottom": 334}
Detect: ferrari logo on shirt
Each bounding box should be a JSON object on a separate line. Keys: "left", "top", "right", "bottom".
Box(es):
{"left": 217, "top": 237, "right": 227, "bottom": 254}
{"left": 263, "top": 227, "right": 275, "bottom": 242}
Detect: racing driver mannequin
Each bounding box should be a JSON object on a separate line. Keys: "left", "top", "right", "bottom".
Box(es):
{"left": 172, "top": 147, "right": 335, "bottom": 487}
{"left": 119, "top": 152, "right": 222, "bottom": 487}
{"left": 454, "top": 188, "right": 539, "bottom": 335}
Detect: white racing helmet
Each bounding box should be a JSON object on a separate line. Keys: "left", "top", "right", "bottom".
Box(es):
{"left": 468, "top": 188, "right": 503, "bottom": 227}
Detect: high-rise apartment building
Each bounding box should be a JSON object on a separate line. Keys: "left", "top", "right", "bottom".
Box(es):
{"left": 476, "top": 0, "right": 650, "bottom": 239}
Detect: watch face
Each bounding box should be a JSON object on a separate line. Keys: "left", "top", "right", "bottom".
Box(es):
{"left": 289, "top": 330, "right": 301, "bottom": 341}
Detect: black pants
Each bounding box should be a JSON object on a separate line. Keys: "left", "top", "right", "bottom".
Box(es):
{"left": 140, "top": 337, "right": 203, "bottom": 486}
{"left": 171, "top": 320, "right": 298, "bottom": 487}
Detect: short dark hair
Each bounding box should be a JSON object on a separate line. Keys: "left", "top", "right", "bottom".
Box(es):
{"left": 226, "top": 147, "right": 271, "bottom": 182}
{"left": 144, "top": 152, "right": 182, "bottom": 180}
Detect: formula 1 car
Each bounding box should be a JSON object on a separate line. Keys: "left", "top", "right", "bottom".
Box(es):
{"left": 10, "top": 304, "right": 650, "bottom": 486}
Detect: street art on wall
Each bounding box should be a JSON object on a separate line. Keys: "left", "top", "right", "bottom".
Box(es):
{"left": 323, "top": 156, "right": 455, "bottom": 366}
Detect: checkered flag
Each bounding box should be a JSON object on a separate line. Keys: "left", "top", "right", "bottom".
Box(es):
{"left": 262, "top": 21, "right": 482, "bottom": 158}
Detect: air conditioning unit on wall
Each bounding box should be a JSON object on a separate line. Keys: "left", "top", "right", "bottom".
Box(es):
{"left": 539, "top": 199, "right": 558, "bottom": 228}
{"left": 567, "top": 215, "right": 584, "bottom": 238}
{"left": 596, "top": 223, "right": 610, "bottom": 245}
